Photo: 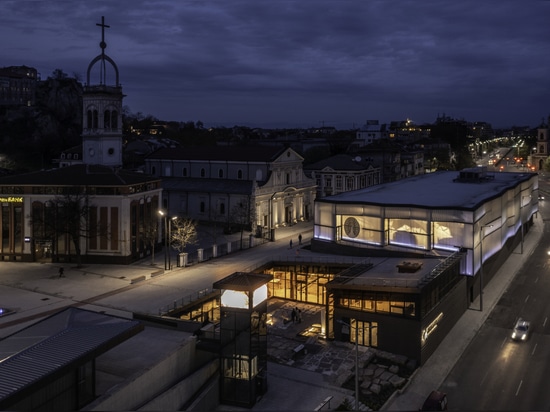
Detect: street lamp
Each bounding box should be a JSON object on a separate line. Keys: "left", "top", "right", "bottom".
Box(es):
{"left": 168, "top": 215, "right": 177, "bottom": 269}
{"left": 337, "top": 319, "right": 359, "bottom": 411}
{"left": 520, "top": 195, "right": 531, "bottom": 255}
{"left": 479, "top": 224, "right": 493, "bottom": 311}
{"left": 158, "top": 210, "right": 168, "bottom": 270}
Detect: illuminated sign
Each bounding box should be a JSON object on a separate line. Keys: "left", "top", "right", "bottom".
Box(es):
{"left": 421, "top": 312, "right": 443, "bottom": 345}
{"left": 0, "top": 197, "right": 23, "bottom": 203}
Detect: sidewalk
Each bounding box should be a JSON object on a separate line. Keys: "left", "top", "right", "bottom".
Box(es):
{"left": 383, "top": 215, "right": 543, "bottom": 411}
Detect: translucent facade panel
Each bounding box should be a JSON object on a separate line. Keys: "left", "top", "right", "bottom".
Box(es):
{"left": 386, "top": 207, "right": 430, "bottom": 220}
{"left": 389, "top": 218, "right": 429, "bottom": 249}
{"left": 335, "top": 204, "right": 364, "bottom": 215}
{"left": 315, "top": 202, "right": 335, "bottom": 226}
{"left": 432, "top": 209, "right": 466, "bottom": 222}
{"left": 432, "top": 221, "right": 466, "bottom": 250}
{"left": 362, "top": 204, "right": 384, "bottom": 217}
{"left": 340, "top": 215, "right": 383, "bottom": 244}
{"left": 314, "top": 225, "right": 335, "bottom": 241}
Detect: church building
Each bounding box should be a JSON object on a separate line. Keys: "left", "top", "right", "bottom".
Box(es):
{"left": 0, "top": 17, "right": 162, "bottom": 264}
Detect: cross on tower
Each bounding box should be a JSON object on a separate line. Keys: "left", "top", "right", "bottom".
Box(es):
{"left": 96, "top": 16, "right": 110, "bottom": 51}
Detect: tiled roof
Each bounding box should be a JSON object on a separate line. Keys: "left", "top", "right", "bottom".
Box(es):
{"left": 0, "top": 307, "right": 143, "bottom": 408}
{"left": 0, "top": 164, "right": 160, "bottom": 186}
{"left": 162, "top": 177, "right": 255, "bottom": 194}
{"left": 145, "top": 145, "right": 288, "bottom": 162}
{"left": 304, "top": 153, "right": 378, "bottom": 171}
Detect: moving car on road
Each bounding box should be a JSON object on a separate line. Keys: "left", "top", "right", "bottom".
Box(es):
{"left": 511, "top": 318, "right": 530, "bottom": 341}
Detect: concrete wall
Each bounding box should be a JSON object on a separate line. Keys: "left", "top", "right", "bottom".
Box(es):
{"left": 138, "top": 359, "right": 219, "bottom": 411}
{"left": 85, "top": 336, "right": 216, "bottom": 411}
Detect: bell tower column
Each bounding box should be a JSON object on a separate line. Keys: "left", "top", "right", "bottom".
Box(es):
{"left": 82, "top": 16, "right": 125, "bottom": 168}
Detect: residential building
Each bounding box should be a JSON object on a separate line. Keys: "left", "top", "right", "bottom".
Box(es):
{"left": 304, "top": 153, "right": 381, "bottom": 198}
{"left": 0, "top": 65, "right": 38, "bottom": 108}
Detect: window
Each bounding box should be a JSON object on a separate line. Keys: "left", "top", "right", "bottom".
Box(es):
{"left": 219, "top": 169, "right": 224, "bottom": 178}
{"left": 182, "top": 167, "right": 187, "bottom": 177}
{"left": 200, "top": 168, "right": 206, "bottom": 177}
{"left": 237, "top": 169, "right": 243, "bottom": 179}
{"left": 200, "top": 201, "right": 205, "bottom": 213}
{"left": 336, "top": 176, "right": 342, "bottom": 190}
{"left": 220, "top": 202, "right": 225, "bottom": 214}
{"left": 346, "top": 176, "right": 354, "bottom": 191}
{"left": 286, "top": 173, "right": 290, "bottom": 184}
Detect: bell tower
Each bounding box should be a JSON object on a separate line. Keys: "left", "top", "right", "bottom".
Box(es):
{"left": 82, "top": 16, "right": 124, "bottom": 168}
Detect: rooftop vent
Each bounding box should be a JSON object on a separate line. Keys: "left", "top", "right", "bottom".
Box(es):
{"left": 454, "top": 166, "right": 494, "bottom": 183}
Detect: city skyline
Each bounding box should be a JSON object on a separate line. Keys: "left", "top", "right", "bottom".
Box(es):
{"left": 2, "top": 0, "right": 550, "bottom": 129}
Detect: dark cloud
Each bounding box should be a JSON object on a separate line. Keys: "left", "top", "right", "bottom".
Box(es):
{"left": 1, "top": 0, "right": 549, "bottom": 128}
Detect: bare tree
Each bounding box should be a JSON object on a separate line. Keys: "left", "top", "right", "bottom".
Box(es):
{"left": 170, "top": 217, "right": 198, "bottom": 256}
{"left": 141, "top": 215, "right": 159, "bottom": 266}
{"left": 31, "top": 187, "right": 97, "bottom": 268}
{"left": 229, "top": 196, "right": 256, "bottom": 249}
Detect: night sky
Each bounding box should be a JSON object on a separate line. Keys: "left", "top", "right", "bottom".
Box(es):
{"left": 2, "top": 1, "right": 550, "bottom": 129}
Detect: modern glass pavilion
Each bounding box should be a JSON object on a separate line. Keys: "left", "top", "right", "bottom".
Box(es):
{"left": 313, "top": 167, "right": 539, "bottom": 277}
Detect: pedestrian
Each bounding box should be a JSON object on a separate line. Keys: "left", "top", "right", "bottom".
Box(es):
{"left": 297, "top": 309, "right": 302, "bottom": 323}
{"left": 291, "top": 308, "right": 296, "bottom": 323}
{"left": 289, "top": 239, "right": 293, "bottom": 249}
{"left": 298, "top": 233, "right": 302, "bottom": 245}
{"left": 58, "top": 267, "right": 65, "bottom": 278}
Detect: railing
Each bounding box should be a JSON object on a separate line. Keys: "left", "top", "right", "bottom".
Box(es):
{"left": 158, "top": 287, "right": 215, "bottom": 316}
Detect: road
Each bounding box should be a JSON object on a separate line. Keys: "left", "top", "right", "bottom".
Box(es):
{"left": 439, "top": 187, "right": 550, "bottom": 410}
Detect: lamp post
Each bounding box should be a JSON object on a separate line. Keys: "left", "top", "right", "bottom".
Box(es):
{"left": 158, "top": 210, "right": 168, "bottom": 271}
{"left": 168, "top": 216, "right": 177, "bottom": 270}
{"left": 520, "top": 195, "right": 531, "bottom": 255}
{"left": 479, "top": 224, "right": 493, "bottom": 311}
{"left": 338, "top": 319, "right": 359, "bottom": 411}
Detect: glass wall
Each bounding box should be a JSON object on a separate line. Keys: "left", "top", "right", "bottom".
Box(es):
{"left": 267, "top": 267, "right": 337, "bottom": 305}
{"left": 336, "top": 290, "right": 417, "bottom": 318}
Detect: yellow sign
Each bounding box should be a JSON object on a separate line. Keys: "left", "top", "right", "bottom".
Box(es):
{"left": 0, "top": 196, "right": 23, "bottom": 203}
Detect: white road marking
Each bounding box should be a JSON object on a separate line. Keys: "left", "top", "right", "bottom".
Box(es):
{"left": 515, "top": 380, "right": 523, "bottom": 396}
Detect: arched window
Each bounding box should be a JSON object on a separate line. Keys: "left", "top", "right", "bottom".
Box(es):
{"left": 200, "top": 201, "right": 205, "bottom": 213}
{"left": 104, "top": 110, "right": 111, "bottom": 128}
{"left": 237, "top": 169, "right": 243, "bottom": 179}
{"left": 182, "top": 167, "right": 187, "bottom": 177}
{"left": 151, "top": 166, "right": 156, "bottom": 175}
{"left": 220, "top": 202, "right": 225, "bottom": 214}
{"left": 218, "top": 169, "right": 224, "bottom": 178}
{"left": 111, "top": 110, "right": 118, "bottom": 128}
{"left": 200, "top": 168, "right": 206, "bottom": 177}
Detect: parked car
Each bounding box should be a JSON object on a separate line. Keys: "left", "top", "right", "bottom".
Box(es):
{"left": 511, "top": 318, "right": 530, "bottom": 341}
{"left": 421, "top": 390, "right": 448, "bottom": 411}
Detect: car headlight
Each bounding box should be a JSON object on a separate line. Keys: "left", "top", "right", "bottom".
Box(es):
{"left": 522, "top": 334, "right": 527, "bottom": 340}
{"left": 512, "top": 332, "right": 516, "bottom": 338}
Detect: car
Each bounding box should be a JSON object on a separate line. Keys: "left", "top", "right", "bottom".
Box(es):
{"left": 421, "top": 390, "right": 448, "bottom": 411}
{"left": 511, "top": 318, "right": 530, "bottom": 341}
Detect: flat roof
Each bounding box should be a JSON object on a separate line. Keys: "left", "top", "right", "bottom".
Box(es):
{"left": 318, "top": 170, "right": 537, "bottom": 210}
{"left": 327, "top": 253, "right": 456, "bottom": 291}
